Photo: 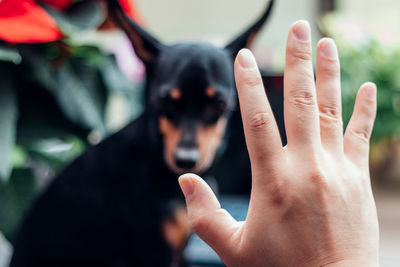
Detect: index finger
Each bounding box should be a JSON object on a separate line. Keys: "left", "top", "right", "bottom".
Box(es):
{"left": 234, "top": 49, "right": 283, "bottom": 176}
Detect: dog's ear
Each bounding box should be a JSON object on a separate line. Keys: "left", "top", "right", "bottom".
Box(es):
{"left": 225, "top": 0, "right": 274, "bottom": 57}
{"left": 107, "top": 0, "right": 164, "bottom": 65}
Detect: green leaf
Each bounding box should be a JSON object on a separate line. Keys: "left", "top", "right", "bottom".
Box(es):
{"left": 66, "top": 0, "right": 105, "bottom": 30}
{"left": 100, "top": 56, "right": 145, "bottom": 122}
{"left": 46, "top": 65, "right": 106, "bottom": 134}
{"left": 24, "top": 50, "right": 107, "bottom": 136}
{"left": 27, "top": 137, "right": 85, "bottom": 171}
{"left": 0, "top": 231, "right": 12, "bottom": 267}
{"left": 0, "top": 74, "right": 18, "bottom": 182}
{"left": 73, "top": 46, "right": 106, "bottom": 67}
{"left": 15, "top": 74, "right": 89, "bottom": 146}
{"left": 0, "top": 46, "right": 22, "bottom": 64}
{"left": 11, "top": 146, "right": 28, "bottom": 169}
{"left": 100, "top": 56, "right": 138, "bottom": 94}
{"left": 0, "top": 168, "right": 38, "bottom": 242}
{"left": 339, "top": 40, "right": 400, "bottom": 141}
{"left": 42, "top": 0, "right": 105, "bottom": 35}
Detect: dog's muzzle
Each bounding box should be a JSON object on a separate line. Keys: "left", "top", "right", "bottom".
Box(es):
{"left": 175, "top": 148, "right": 200, "bottom": 170}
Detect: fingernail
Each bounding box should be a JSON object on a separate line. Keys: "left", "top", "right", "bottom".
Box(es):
{"left": 364, "top": 82, "right": 377, "bottom": 100}
{"left": 293, "top": 20, "right": 310, "bottom": 41}
{"left": 320, "top": 38, "right": 338, "bottom": 59}
{"left": 238, "top": 48, "right": 257, "bottom": 69}
{"left": 178, "top": 175, "right": 194, "bottom": 197}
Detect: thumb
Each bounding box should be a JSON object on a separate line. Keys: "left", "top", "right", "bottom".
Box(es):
{"left": 178, "top": 173, "right": 241, "bottom": 259}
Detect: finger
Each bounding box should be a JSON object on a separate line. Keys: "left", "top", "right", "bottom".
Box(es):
{"left": 284, "top": 20, "right": 320, "bottom": 148}
{"left": 234, "top": 49, "right": 283, "bottom": 175}
{"left": 344, "top": 83, "right": 377, "bottom": 166}
{"left": 178, "top": 173, "right": 241, "bottom": 259}
{"left": 315, "top": 38, "right": 343, "bottom": 152}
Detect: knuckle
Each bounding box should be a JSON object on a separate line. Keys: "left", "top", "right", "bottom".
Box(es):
{"left": 308, "top": 167, "right": 330, "bottom": 192}
{"left": 319, "top": 114, "right": 343, "bottom": 133}
{"left": 254, "top": 163, "right": 291, "bottom": 207}
{"left": 248, "top": 112, "right": 271, "bottom": 132}
{"left": 289, "top": 89, "right": 316, "bottom": 109}
{"left": 288, "top": 43, "right": 313, "bottom": 63}
{"left": 318, "top": 103, "right": 341, "bottom": 119}
{"left": 293, "top": 50, "right": 313, "bottom": 62}
{"left": 268, "top": 180, "right": 287, "bottom": 206}
{"left": 349, "top": 127, "right": 370, "bottom": 144}
{"left": 309, "top": 169, "right": 327, "bottom": 185}
{"left": 241, "top": 71, "right": 263, "bottom": 88}
{"left": 256, "top": 167, "right": 288, "bottom": 206}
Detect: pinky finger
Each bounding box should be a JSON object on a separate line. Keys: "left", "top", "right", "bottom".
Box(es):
{"left": 344, "top": 82, "right": 377, "bottom": 166}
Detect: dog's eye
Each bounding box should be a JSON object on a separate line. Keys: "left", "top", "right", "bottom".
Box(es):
{"left": 202, "top": 99, "right": 227, "bottom": 124}
{"left": 169, "top": 89, "right": 182, "bottom": 101}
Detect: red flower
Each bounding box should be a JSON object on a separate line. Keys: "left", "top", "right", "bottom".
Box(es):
{"left": 36, "top": 0, "right": 142, "bottom": 21}
{"left": 118, "top": 0, "right": 143, "bottom": 23}
{"left": 0, "top": 0, "right": 143, "bottom": 44}
{"left": 0, "top": 0, "right": 62, "bottom": 43}
{"left": 38, "top": 0, "right": 73, "bottom": 11}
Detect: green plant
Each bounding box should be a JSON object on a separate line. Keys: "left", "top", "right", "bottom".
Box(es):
{"left": 0, "top": 0, "right": 144, "bottom": 241}
{"left": 339, "top": 41, "right": 400, "bottom": 141}
{"left": 322, "top": 13, "right": 400, "bottom": 141}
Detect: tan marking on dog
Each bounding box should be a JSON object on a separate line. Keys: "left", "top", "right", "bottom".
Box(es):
{"left": 159, "top": 116, "right": 228, "bottom": 174}
{"left": 170, "top": 89, "right": 182, "bottom": 100}
{"left": 159, "top": 116, "right": 182, "bottom": 173}
{"left": 196, "top": 118, "right": 228, "bottom": 172}
{"left": 205, "top": 87, "right": 216, "bottom": 98}
{"left": 162, "top": 207, "right": 189, "bottom": 252}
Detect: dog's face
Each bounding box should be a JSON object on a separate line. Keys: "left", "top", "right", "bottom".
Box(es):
{"left": 154, "top": 44, "right": 235, "bottom": 173}
{"left": 108, "top": 0, "right": 274, "bottom": 174}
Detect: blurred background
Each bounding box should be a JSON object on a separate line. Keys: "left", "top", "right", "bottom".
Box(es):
{"left": 0, "top": 0, "right": 399, "bottom": 266}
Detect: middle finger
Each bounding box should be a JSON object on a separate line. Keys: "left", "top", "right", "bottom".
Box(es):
{"left": 284, "top": 20, "right": 320, "bottom": 149}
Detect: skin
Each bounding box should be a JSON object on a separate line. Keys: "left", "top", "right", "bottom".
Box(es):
{"left": 178, "top": 20, "right": 379, "bottom": 267}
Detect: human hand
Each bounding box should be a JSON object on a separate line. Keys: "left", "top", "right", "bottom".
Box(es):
{"left": 178, "top": 20, "right": 379, "bottom": 267}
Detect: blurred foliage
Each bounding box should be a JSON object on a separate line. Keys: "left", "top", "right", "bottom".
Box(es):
{"left": 322, "top": 14, "right": 400, "bottom": 186}
{"left": 322, "top": 14, "right": 400, "bottom": 141}
{"left": 0, "top": 169, "right": 37, "bottom": 242}
{"left": 0, "top": 0, "right": 144, "bottom": 241}
{"left": 340, "top": 41, "right": 400, "bottom": 141}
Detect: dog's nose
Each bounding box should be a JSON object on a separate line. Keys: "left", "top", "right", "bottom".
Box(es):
{"left": 175, "top": 148, "right": 200, "bottom": 170}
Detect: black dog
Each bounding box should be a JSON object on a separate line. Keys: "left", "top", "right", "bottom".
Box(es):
{"left": 10, "top": 0, "right": 274, "bottom": 266}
